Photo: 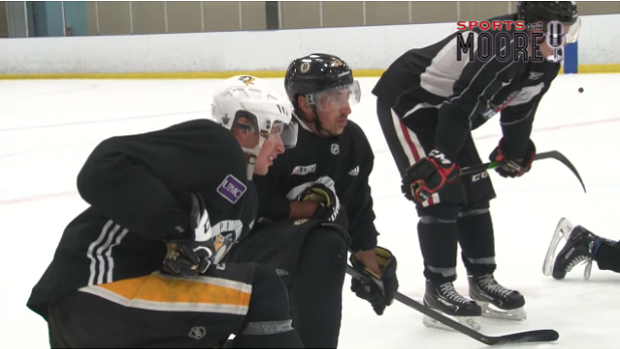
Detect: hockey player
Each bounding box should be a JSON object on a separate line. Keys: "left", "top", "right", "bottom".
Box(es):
{"left": 544, "top": 217, "right": 620, "bottom": 280}
{"left": 26, "top": 75, "right": 305, "bottom": 348}
{"left": 225, "top": 53, "right": 399, "bottom": 348}
{"left": 372, "top": 1, "right": 580, "bottom": 330}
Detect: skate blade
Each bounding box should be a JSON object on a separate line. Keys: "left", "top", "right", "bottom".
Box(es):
{"left": 543, "top": 217, "right": 574, "bottom": 277}
{"left": 478, "top": 302, "right": 527, "bottom": 321}
{"left": 584, "top": 259, "right": 593, "bottom": 280}
{"left": 422, "top": 312, "right": 481, "bottom": 332}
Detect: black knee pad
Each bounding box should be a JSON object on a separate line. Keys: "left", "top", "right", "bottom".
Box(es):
{"left": 417, "top": 204, "right": 461, "bottom": 223}
{"left": 300, "top": 227, "right": 348, "bottom": 267}
{"left": 460, "top": 200, "right": 490, "bottom": 217}
{"left": 237, "top": 265, "right": 304, "bottom": 348}
{"left": 246, "top": 264, "right": 292, "bottom": 323}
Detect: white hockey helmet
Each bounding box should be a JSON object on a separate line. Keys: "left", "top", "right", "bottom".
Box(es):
{"left": 212, "top": 75, "right": 298, "bottom": 179}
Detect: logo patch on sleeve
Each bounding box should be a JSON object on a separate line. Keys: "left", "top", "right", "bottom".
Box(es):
{"left": 217, "top": 174, "right": 247, "bottom": 204}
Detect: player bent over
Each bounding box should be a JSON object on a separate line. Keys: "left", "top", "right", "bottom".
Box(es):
{"left": 372, "top": 1, "right": 580, "bottom": 331}
{"left": 26, "top": 76, "right": 304, "bottom": 348}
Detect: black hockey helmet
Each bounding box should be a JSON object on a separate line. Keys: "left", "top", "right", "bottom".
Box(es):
{"left": 517, "top": 1, "right": 579, "bottom": 26}
{"left": 517, "top": 1, "right": 581, "bottom": 44}
{"left": 284, "top": 53, "right": 360, "bottom": 111}
{"left": 284, "top": 53, "right": 361, "bottom": 137}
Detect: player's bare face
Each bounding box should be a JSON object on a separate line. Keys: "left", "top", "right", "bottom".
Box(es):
{"left": 254, "top": 131, "right": 285, "bottom": 175}
{"left": 317, "top": 90, "right": 352, "bottom": 136}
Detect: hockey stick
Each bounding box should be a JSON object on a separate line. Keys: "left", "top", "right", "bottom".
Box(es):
{"left": 346, "top": 265, "right": 559, "bottom": 346}
{"left": 460, "top": 150, "right": 586, "bottom": 193}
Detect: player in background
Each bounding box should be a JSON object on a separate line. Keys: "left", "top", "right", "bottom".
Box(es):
{"left": 544, "top": 217, "right": 620, "bottom": 281}
{"left": 372, "top": 1, "right": 580, "bottom": 330}
{"left": 225, "top": 53, "right": 398, "bottom": 348}
{"left": 26, "top": 75, "right": 305, "bottom": 348}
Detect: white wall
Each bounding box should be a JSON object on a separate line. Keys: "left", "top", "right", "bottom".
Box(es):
{"left": 1, "top": 14, "right": 619, "bottom": 75}
{"left": 575, "top": 14, "right": 620, "bottom": 65}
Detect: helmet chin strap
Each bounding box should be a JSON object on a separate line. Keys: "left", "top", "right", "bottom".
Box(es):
{"left": 297, "top": 106, "right": 331, "bottom": 138}
{"left": 242, "top": 134, "right": 267, "bottom": 180}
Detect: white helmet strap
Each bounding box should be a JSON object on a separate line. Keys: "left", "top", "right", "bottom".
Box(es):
{"left": 242, "top": 130, "right": 268, "bottom": 180}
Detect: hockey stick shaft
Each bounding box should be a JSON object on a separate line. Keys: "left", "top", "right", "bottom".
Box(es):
{"left": 460, "top": 150, "right": 586, "bottom": 193}
{"left": 346, "top": 265, "right": 559, "bottom": 346}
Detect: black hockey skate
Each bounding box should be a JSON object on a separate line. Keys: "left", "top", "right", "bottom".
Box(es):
{"left": 552, "top": 225, "right": 601, "bottom": 280}
{"left": 468, "top": 273, "right": 526, "bottom": 321}
{"left": 423, "top": 280, "right": 482, "bottom": 331}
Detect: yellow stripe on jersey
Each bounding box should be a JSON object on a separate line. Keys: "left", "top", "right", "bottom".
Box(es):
{"left": 78, "top": 271, "right": 252, "bottom": 316}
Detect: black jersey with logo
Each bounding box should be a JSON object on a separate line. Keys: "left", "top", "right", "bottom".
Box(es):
{"left": 373, "top": 13, "right": 561, "bottom": 158}
{"left": 254, "top": 117, "right": 379, "bottom": 252}
{"left": 27, "top": 119, "right": 257, "bottom": 319}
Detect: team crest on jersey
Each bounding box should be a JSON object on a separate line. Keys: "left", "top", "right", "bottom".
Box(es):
{"left": 217, "top": 174, "right": 247, "bottom": 204}
{"left": 331, "top": 144, "right": 340, "bottom": 155}
{"left": 238, "top": 75, "right": 255, "bottom": 86}
{"left": 211, "top": 220, "right": 244, "bottom": 263}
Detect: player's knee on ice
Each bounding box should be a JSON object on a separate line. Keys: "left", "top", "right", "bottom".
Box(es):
{"left": 234, "top": 265, "right": 304, "bottom": 348}
{"left": 244, "top": 264, "right": 295, "bottom": 323}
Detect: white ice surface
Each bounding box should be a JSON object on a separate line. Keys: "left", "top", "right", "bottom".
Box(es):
{"left": 1, "top": 75, "right": 619, "bottom": 348}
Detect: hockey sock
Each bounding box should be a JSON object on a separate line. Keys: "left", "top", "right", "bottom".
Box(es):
{"left": 234, "top": 265, "right": 303, "bottom": 348}
{"left": 594, "top": 240, "right": 620, "bottom": 273}
{"left": 417, "top": 216, "right": 459, "bottom": 283}
{"left": 457, "top": 208, "right": 496, "bottom": 275}
{"left": 289, "top": 227, "right": 348, "bottom": 348}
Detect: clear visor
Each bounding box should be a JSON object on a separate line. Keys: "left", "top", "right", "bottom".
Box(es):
{"left": 544, "top": 18, "right": 581, "bottom": 44}
{"left": 234, "top": 111, "right": 298, "bottom": 150}
{"left": 268, "top": 120, "right": 298, "bottom": 149}
{"left": 309, "top": 80, "right": 361, "bottom": 112}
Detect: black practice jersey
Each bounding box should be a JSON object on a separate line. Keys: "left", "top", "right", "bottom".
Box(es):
{"left": 254, "top": 117, "right": 378, "bottom": 252}
{"left": 373, "top": 13, "right": 561, "bottom": 159}
{"left": 27, "top": 119, "right": 258, "bottom": 319}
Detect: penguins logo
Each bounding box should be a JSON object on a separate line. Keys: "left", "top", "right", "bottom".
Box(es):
{"left": 213, "top": 231, "right": 236, "bottom": 262}
{"left": 238, "top": 75, "right": 255, "bottom": 86}
{"left": 331, "top": 59, "right": 343, "bottom": 68}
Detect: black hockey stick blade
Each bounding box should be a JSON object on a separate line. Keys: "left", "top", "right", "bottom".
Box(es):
{"left": 460, "top": 150, "right": 586, "bottom": 193}
{"left": 346, "top": 265, "right": 559, "bottom": 346}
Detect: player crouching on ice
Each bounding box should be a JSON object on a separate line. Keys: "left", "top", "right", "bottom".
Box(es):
{"left": 26, "top": 76, "right": 305, "bottom": 348}
{"left": 224, "top": 53, "right": 399, "bottom": 348}
{"left": 544, "top": 217, "right": 620, "bottom": 281}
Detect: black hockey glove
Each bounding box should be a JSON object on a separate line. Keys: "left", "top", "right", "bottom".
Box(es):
{"left": 350, "top": 247, "right": 398, "bottom": 316}
{"left": 401, "top": 147, "right": 460, "bottom": 204}
{"left": 489, "top": 138, "right": 536, "bottom": 178}
{"left": 163, "top": 193, "right": 217, "bottom": 278}
{"left": 297, "top": 177, "right": 349, "bottom": 231}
